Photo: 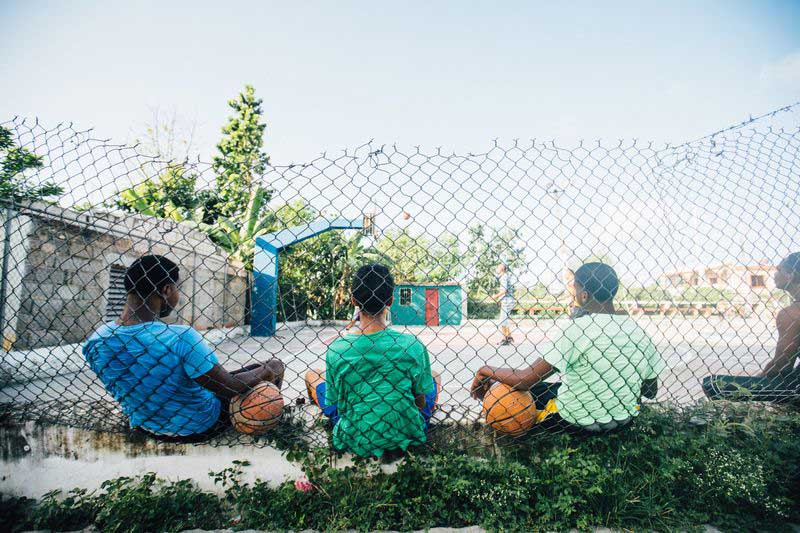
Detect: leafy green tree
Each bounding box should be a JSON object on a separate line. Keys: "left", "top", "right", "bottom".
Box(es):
{"left": 377, "top": 229, "right": 462, "bottom": 282}
{"left": 115, "top": 164, "right": 201, "bottom": 220}
{"left": 279, "top": 221, "right": 388, "bottom": 321}
{"left": 265, "top": 203, "right": 392, "bottom": 320}
{"left": 212, "top": 85, "right": 270, "bottom": 219}
{"left": 0, "top": 126, "right": 63, "bottom": 203}
{"left": 427, "top": 233, "right": 463, "bottom": 282}
{"left": 279, "top": 232, "right": 341, "bottom": 320}
{"left": 517, "top": 282, "right": 553, "bottom": 303}
{"left": 377, "top": 229, "right": 432, "bottom": 282}
{"left": 331, "top": 232, "right": 391, "bottom": 314}
{"left": 464, "top": 224, "right": 524, "bottom": 299}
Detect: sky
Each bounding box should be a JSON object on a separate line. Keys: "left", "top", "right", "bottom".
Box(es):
{"left": 2, "top": 1, "right": 799, "bottom": 163}
{"left": 2, "top": 1, "right": 799, "bottom": 288}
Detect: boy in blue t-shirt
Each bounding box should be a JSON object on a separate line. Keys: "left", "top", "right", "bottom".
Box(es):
{"left": 83, "top": 255, "right": 284, "bottom": 440}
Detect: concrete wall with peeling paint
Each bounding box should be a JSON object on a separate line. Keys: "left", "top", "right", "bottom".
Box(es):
{"left": 0, "top": 422, "right": 305, "bottom": 498}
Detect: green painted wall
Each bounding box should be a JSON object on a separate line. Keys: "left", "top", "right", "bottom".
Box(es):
{"left": 438, "top": 285, "right": 462, "bottom": 326}
{"left": 390, "top": 284, "right": 463, "bottom": 326}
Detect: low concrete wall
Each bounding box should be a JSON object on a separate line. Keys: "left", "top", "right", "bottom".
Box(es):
{"left": 0, "top": 421, "right": 304, "bottom": 498}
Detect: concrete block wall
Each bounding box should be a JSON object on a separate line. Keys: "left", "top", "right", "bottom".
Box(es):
{"left": 3, "top": 203, "right": 248, "bottom": 350}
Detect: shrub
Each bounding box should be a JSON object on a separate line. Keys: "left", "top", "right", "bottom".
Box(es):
{"left": 94, "top": 474, "right": 227, "bottom": 533}
{"left": 468, "top": 298, "right": 499, "bottom": 319}
{"left": 27, "top": 489, "right": 100, "bottom": 531}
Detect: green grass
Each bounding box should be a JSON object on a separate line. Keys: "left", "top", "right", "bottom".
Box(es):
{"left": 4, "top": 403, "right": 800, "bottom": 532}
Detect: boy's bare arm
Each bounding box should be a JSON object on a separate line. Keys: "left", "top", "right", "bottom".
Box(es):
{"left": 470, "top": 358, "right": 555, "bottom": 399}
{"left": 762, "top": 307, "right": 800, "bottom": 377}
{"left": 194, "top": 363, "right": 278, "bottom": 400}
{"left": 491, "top": 288, "right": 507, "bottom": 301}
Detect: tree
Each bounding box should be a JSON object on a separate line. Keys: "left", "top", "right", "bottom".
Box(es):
{"left": 115, "top": 164, "right": 200, "bottom": 220}
{"left": 331, "top": 232, "right": 391, "bottom": 315}
{"left": 377, "top": 229, "right": 462, "bottom": 283}
{"left": 212, "top": 85, "right": 270, "bottom": 219}
{"left": 277, "top": 213, "right": 389, "bottom": 321}
{"left": 517, "top": 282, "right": 552, "bottom": 303}
{"left": 187, "top": 185, "right": 275, "bottom": 270}
{"left": 109, "top": 108, "right": 223, "bottom": 222}
{"left": 377, "top": 229, "right": 432, "bottom": 282}
{"left": 464, "top": 224, "right": 524, "bottom": 299}
{"left": 427, "top": 233, "right": 463, "bottom": 282}
{"left": 0, "top": 126, "right": 63, "bottom": 203}
{"left": 131, "top": 106, "right": 200, "bottom": 163}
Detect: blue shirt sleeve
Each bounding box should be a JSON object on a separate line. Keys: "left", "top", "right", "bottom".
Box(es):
{"left": 171, "top": 327, "right": 219, "bottom": 379}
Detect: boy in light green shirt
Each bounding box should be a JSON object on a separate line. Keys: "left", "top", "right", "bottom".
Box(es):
{"left": 471, "top": 262, "right": 664, "bottom": 433}
{"left": 305, "top": 264, "right": 439, "bottom": 457}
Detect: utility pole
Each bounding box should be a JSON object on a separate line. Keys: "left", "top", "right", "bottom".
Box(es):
{"left": 547, "top": 184, "right": 570, "bottom": 304}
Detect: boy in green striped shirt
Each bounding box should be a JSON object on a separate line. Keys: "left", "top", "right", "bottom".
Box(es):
{"left": 305, "top": 264, "right": 439, "bottom": 456}
{"left": 472, "top": 262, "right": 664, "bottom": 433}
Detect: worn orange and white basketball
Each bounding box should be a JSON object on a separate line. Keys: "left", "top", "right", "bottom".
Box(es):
{"left": 482, "top": 383, "right": 536, "bottom": 436}
{"left": 230, "top": 382, "right": 284, "bottom": 434}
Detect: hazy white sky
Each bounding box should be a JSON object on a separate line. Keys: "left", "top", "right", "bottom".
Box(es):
{"left": 2, "top": 1, "right": 799, "bottom": 164}
{"left": 2, "top": 1, "right": 799, "bottom": 286}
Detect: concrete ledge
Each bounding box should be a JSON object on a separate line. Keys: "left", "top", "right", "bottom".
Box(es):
{"left": 0, "top": 422, "right": 303, "bottom": 498}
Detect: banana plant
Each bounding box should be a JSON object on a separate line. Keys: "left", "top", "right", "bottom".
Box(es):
{"left": 185, "top": 185, "right": 274, "bottom": 270}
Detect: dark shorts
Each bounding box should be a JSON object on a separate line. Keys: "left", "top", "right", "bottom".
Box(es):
{"left": 529, "top": 381, "right": 633, "bottom": 436}
{"left": 132, "top": 396, "right": 231, "bottom": 444}
{"left": 702, "top": 372, "right": 800, "bottom": 403}
{"left": 312, "top": 380, "right": 440, "bottom": 430}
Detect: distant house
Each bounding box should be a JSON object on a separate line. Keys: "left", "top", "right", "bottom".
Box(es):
{"left": 659, "top": 263, "right": 777, "bottom": 295}
{"left": 390, "top": 282, "right": 466, "bottom": 326}
{"left": 0, "top": 202, "right": 248, "bottom": 351}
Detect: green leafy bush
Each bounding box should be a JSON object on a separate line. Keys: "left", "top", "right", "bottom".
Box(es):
{"left": 27, "top": 489, "right": 100, "bottom": 531}
{"left": 468, "top": 298, "right": 499, "bottom": 319}
{"left": 93, "top": 474, "right": 227, "bottom": 533}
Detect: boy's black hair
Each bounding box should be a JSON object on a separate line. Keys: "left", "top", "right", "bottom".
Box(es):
{"left": 352, "top": 264, "right": 394, "bottom": 315}
{"left": 781, "top": 252, "right": 800, "bottom": 283}
{"left": 125, "top": 255, "right": 180, "bottom": 299}
{"left": 574, "top": 262, "right": 619, "bottom": 303}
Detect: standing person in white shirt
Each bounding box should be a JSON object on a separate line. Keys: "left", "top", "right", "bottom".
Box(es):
{"left": 492, "top": 263, "right": 516, "bottom": 346}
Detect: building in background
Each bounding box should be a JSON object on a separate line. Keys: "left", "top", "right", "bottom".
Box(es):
{"left": 0, "top": 202, "right": 247, "bottom": 351}
{"left": 390, "top": 282, "right": 466, "bottom": 326}
{"left": 659, "top": 263, "right": 777, "bottom": 296}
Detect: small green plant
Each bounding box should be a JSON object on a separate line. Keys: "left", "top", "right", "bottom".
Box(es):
{"left": 27, "top": 488, "right": 100, "bottom": 531}
{"left": 94, "top": 474, "right": 227, "bottom": 533}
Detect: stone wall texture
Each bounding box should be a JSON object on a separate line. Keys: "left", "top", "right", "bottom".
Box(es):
{"left": 3, "top": 202, "right": 248, "bottom": 350}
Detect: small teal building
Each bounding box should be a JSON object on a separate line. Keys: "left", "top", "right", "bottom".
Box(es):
{"left": 390, "top": 282, "right": 466, "bottom": 326}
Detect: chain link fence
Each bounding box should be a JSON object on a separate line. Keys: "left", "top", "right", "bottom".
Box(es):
{"left": 1, "top": 104, "right": 799, "bottom": 453}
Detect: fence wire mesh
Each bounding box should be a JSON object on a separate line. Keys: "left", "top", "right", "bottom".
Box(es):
{"left": 1, "top": 104, "right": 799, "bottom": 454}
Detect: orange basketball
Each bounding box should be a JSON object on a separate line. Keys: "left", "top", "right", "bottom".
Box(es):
{"left": 482, "top": 383, "right": 536, "bottom": 436}
{"left": 230, "top": 382, "right": 284, "bottom": 434}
